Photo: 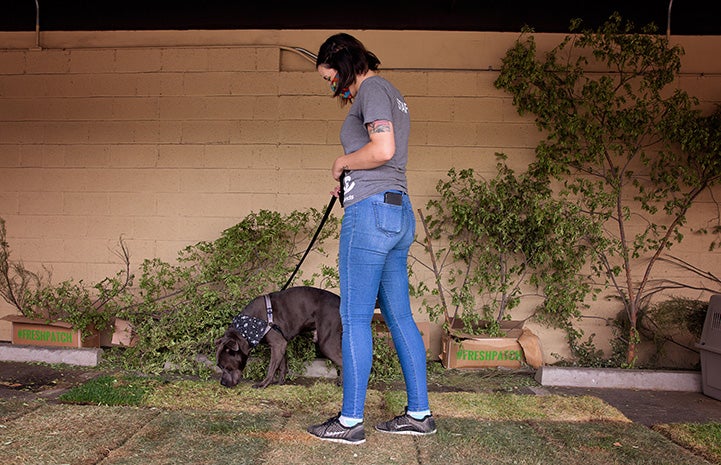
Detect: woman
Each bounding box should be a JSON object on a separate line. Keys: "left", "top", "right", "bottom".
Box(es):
{"left": 307, "top": 33, "right": 435, "bottom": 445}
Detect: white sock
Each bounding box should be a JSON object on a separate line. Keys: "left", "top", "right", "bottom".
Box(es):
{"left": 339, "top": 415, "right": 363, "bottom": 427}
{"left": 407, "top": 409, "right": 431, "bottom": 420}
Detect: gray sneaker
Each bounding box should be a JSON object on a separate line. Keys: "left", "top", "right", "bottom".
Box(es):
{"left": 375, "top": 408, "right": 437, "bottom": 436}
{"left": 307, "top": 414, "right": 366, "bottom": 445}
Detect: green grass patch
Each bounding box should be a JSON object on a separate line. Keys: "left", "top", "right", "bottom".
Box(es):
{"left": 426, "top": 365, "right": 539, "bottom": 392}
{"left": 59, "top": 374, "right": 158, "bottom": 406}
{"left": 654, "top": 422, "right": 721, "bottom": 464}
{"left": 419, "top": 417, "right": 710, "bottom": 465}
{"left": 427, "top": 391, "right": 629, "bottom": 422}
{"left": 146, "top": 378, "right": 363, "bottom": 415}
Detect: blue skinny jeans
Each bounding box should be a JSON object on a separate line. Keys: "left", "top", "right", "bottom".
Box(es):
{"left": 338, "top": 190, "right": 430, "bottom": 420}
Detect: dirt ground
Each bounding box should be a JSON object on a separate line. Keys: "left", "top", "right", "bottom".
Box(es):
{"left": 0, "top": 361, "right": 101, "bottom": 401}
{"left": 3, "top": 360, "right": 721, "bottom": 427}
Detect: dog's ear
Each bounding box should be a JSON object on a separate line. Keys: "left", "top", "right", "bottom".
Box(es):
{"left": 215, "top": 334, "right": 239, "bottom": 353}
{"left": 232, "top": 331, "right": 251, "bottom": 355}
{"left": 217, "top": 328, "right": 250, "bottom": 354}
{"left": 226, "top": 338, "right": 240, "bottom": 352}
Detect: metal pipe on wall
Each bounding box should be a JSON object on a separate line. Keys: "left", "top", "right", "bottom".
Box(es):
{"left": 32, "top": 0, "right": 42, "bottom": 50}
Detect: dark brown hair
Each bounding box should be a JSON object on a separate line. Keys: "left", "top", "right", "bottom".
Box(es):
{"left": 316, "top": 33, "right": 381, "bottom": 103}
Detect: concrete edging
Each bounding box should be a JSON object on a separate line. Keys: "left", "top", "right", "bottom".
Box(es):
{"left": 535, "top": 366, "right": 702, "bottom": 392}
{"left": 0, "top": 343, "right": 704, "bottom": 392}
{"left": 0, "top": 345, "right": 338, "bottom": 377}
{"left": 0, "top": 343, "right": 102, "bottom": 367}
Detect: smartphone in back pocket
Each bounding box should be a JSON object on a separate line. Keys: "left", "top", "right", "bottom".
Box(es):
{"left": 384, "top": 192, "right": 403, "bottom": 205}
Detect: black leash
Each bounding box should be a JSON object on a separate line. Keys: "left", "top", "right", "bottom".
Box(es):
{"left": 281, "top": 195, "right": 338, "bottom": 291}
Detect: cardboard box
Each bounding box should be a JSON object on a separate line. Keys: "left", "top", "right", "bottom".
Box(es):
{"left": 111, "top": 318, "right": 138, "bottom": 347}
{"left": 2, "top": 315, "right": 100, "bottom": 348}
{"left": 438, "top": 319, "right": 535, "bottom": 369}
{"left": 440, "top": 332, "right": 525, "bottom": 368}
{"left": 371, "top": 313, "right": 432, "bottom": 352}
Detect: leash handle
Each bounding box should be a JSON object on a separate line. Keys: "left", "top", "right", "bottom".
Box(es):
{"left": 281, "top": 195, "right": 337, "bottom": 291}
{"left": 338, "top": 170, "right": 348, "bottom": 207}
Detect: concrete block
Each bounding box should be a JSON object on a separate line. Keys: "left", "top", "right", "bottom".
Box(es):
{"left": 19, "top": 192, "right": 64, "bottom": 215}
{"left": 112, "top": 97, "right": 159, "bottom": 120}
{"left": 109, "top": 192, "right": 157, "bottom": 216}
{"left": 428, "top": 72, "right": 479, "bottom": 97}
{"left": 229, "top": 71, "right": 278, "bottom": 95}
{"left": 256, "top": 48, "right": 280, "bottom": 72}
{"left": 63, "top": 192, "right": 111, "bottom": 216}
{"left": 453, "top": 97, "right": 504, "bottom": 122}
{"left": 409, "top": 96, "right": 453, "bottom": 122}
{"left": 64, "top": 145, "right": 111, "bottom": 168}
{"left": 426, "top": 121, "right": 477, "bottom": 146}
{"left": 0, "top": 51, "right": 26, "bottom": 74}
{"left": 236, "top": 120, "right": 279, "bottom": 144}
{"left": 278, "top": 120, "right": 324, "bottom": 145}
{"left": 85, "top": 74, "right": 138, "bottom": 97}
{"left": 279, "top": 72, "right": 319, "bottom": 96}
{"left": 208, "top": 48, "right": 257, "bottom": 72}
{"left": 0, "top": 75, "right": 45, "bottom": 97}
{"left": 162, "top": 48, "right": 209, "bottom": 72}
{"left": 251, "top": 96, "right": 280, "bottom": 120}
{"left": 179, "top": 169, "right": 230, "bottom": 193}
{"left": 181, "top": 120, "right": 233, "bottom": 144}
{"left": 383, "top": 70, "right": 429, "bottom": 96}
{"left": 159, "top": 96, "right": 208, "bottom": 120}
{"left": 535, "top": 366, "right": 703, "bottom": 392}
{"left": 183, "top": 72, "right": 233, "bottom": 96}
{"left": 25, "top": 49, "right": 70, "bottom": 74}
{"left": 157, "top": 144, "right": 204, "bottom": 168}
{"left": 203, "top": 96, "right": 256, "bottom": 120}
{"left": 0, "top": 192, "right": 18, "bottom": 214}
{"left": 109, "top": 144, "right": 159, "bottom": 168}
{"left": 69, "top": 49, "right": 117, "bottom": 73}
{"left": 115, "top": 49, "right": 162, "bottom": 73}
{"left": 154, "top": 73, "right": 184, "bottom": 96}
{"left": 0, "top": 343, "right": 102, "bottom": 367}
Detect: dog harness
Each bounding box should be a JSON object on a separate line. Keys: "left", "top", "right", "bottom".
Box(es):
{"left": 231, "top": 294, "right": 285, "bottom": 348}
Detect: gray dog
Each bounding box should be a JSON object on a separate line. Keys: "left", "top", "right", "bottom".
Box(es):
{"left": 215, "top": 286, "right": 343, "bottom": 389}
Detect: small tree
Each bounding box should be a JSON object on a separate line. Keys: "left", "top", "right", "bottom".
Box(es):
{"left": 0, "top": 217, "right": 42, "bottom": 314}
{"left": 495, "top": 14, "right": 721, "bottom": 365}
{"left": 1, "top": 216, "right": 133, "bottom": 338}
{"left": 411, "top": 159, "right": 600, "bottom": 337}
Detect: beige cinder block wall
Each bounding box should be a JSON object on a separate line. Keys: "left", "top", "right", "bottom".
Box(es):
{"left": 1, "top": 30, "right": 720, "bottom": 364}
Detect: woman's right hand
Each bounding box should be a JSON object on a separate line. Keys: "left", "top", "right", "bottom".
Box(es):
{"left": 330, "top": 184, "right": 341, "bottom": 198}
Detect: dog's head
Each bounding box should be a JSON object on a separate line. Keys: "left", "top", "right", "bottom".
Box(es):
{"left": 215, "top": 328, "right": 252, "bottom": 388}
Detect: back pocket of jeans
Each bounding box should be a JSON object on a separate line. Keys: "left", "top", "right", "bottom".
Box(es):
{"left": 373, "top": 201, "right": 402, "bottom": 234}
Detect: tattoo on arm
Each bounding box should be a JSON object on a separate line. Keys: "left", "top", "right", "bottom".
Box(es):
{"left": 368, "top": 120, "right": 392, "bottom": 135}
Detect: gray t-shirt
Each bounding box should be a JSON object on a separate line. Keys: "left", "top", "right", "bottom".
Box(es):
{"left": 339, "top": 75, "right": 410, "bottom": 207}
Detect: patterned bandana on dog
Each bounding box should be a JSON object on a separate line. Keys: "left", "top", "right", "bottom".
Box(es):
{"left": 232, "top": 314, "right": 270, "bottom": 348}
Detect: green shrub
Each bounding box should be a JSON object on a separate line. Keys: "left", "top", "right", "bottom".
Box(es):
{"left": 412, "top": 161, "right": 600, "bottom": 338}
{"left": 112, "top": 208, "right": 339, "bottom": 375}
